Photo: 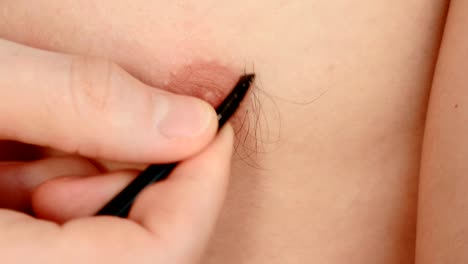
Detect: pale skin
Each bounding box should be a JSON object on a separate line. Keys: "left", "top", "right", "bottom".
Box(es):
{"left": 0, "top": 0, "right": 466, "bottom": 263}
{"left": 0, "top": 37, "right": 235, "bottom": 264}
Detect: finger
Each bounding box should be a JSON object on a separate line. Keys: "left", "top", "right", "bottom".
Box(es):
{"left": 130, "top": 124, "right": 234, "bottom": 262}
{"left": 4, "top": 125, "right": 232, "bottom": 264}
{"left": 0, "top": 38, "right": 218, "bottom": 163}
{"left": 0, "top": 156, "right": 99, "bottom": 212}
{"left": 32, "top": 170, "right": 137, "bottom": 223}
{"left": 0, "top": 209, "right": 157, "bottom": 264}
{"left": 32, "top": 125, "right": 233, "bottom": 223}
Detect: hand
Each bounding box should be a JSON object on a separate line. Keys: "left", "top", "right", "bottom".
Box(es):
{"left": 0, "top": 38, "right": 234, "bottom": 264}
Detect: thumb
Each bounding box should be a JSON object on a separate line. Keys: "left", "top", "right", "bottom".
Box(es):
{"left": 0, "top": 38, "right": 217, "bottom": 163}
{"left": 31, "top": 124, "right": 234, "bottom": 263}
{"left": 129, "top": 124, "right": 234, "bottom": 263}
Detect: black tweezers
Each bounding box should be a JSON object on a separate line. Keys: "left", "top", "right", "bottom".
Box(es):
{"left": 96, "top": 73, "right": 255, "bottom": 217}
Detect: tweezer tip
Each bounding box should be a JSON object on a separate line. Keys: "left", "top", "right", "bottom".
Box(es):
{"left": 241, "top": 73, "right": 256, "bottom": 84}
{"left": 237, "top": 73, "right": 255, "bottom": 95}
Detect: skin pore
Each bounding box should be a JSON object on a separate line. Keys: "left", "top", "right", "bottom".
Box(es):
{"left": 0, "top": 0, "right": 457, "bottom": 263}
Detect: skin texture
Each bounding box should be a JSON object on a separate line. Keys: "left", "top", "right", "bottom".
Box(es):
{"left": 416, "top": 1, "right": 468, "bottom": 263}
{"left": 0, "top": 0, "right": 459, "bottom": 263}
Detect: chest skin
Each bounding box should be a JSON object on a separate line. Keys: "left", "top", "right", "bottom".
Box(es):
{"left": 0, "top": 1, "right": 448, "bottom": 263}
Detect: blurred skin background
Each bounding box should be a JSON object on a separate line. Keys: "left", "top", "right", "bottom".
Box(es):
{"left": 2, "top": 1, "right": 468, "bottom": 263}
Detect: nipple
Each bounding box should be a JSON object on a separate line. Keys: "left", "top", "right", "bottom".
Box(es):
{"left": 162, "top": 60, "right": 241, "bottom": 107}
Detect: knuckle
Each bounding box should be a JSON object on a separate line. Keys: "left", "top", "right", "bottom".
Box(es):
{"left": 68, "top": 56, "right": 118, "bottom": 115}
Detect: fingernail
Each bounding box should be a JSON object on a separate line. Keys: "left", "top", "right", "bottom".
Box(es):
{"left": 158, "top": 95, "right": 215, "bottom": 139}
